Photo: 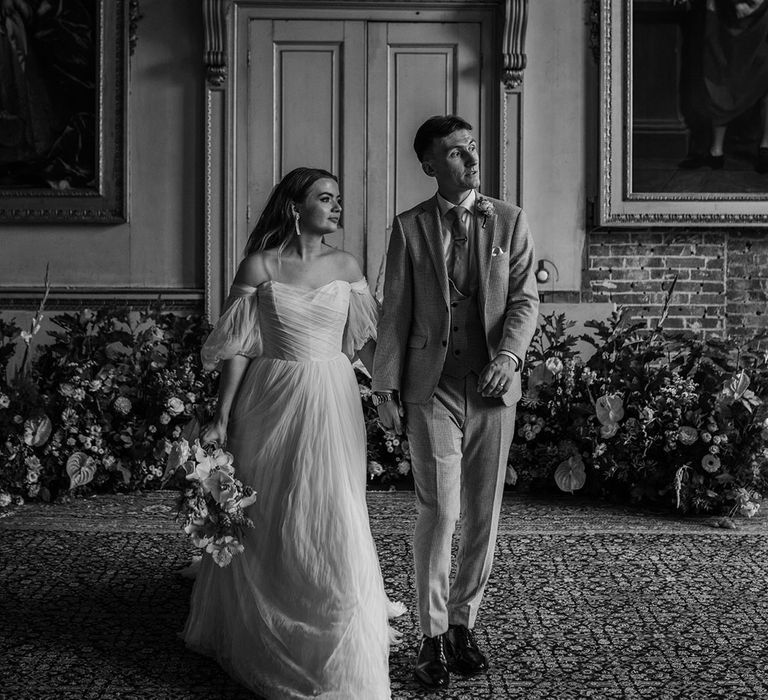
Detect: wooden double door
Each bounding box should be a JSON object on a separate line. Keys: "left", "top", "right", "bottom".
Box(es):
{"left": 230, "top": 11, "right": 495, "bottom": 288}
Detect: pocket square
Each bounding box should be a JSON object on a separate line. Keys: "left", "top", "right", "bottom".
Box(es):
{"left": 491, "top": 246, "right": 506, "bottom": 257}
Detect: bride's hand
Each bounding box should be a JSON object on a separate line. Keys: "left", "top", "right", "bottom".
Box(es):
{"left": 199, "top": 420, "right": 227, "bottom": 448}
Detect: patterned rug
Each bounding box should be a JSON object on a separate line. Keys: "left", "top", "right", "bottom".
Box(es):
{"left": 1, "top": 492, "right": 766, "bottom": 699}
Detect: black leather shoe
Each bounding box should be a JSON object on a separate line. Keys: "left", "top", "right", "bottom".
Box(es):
{"left": 757, "top": 147, "right": 768, "bottom": 174}
{"left": 444, "top": 624, "right": 489, "bottom": 676}
{"left": 413, "top": 634, "right": 450, "bottom": 690}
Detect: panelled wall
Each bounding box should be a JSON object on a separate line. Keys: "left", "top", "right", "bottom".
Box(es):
{"left": 1, "top": 0, "right": 765, "bottom": 339}
{"left": 0, "top": 0, "right": 204, "bottom": 311}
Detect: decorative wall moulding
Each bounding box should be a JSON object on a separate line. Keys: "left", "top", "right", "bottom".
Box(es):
{"left": 0, "top": 0, "right": 128, "bottom": 224}
{"left": 0, "top": 288, "right": 205, "bottom": 311}
{"left": 202, "top": 0, "right": 523, "bottom": 90}
{"left": 598, "top": 0, "right": 768, "bottom": 227}
{"left": 502, "top": 0, "right": 528, "bottom": 91}
{"left": 203, "top": 0, "right": 229, "bottom": 87}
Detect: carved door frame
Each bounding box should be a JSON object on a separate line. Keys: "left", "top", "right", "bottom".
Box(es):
{"left": 202, "top": 0, "right": 529, "bottom": 319}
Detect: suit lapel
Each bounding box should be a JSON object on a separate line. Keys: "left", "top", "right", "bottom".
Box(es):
{"left": 476, "top": 195, "right": 496, "bottom": 303}
{"left": 416, "top": 198, "right": 449, "bottom": 305}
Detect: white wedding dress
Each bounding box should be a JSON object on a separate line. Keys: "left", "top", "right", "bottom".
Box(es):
{"left": 182, "top": 279, "right": 392, "bottom": 699}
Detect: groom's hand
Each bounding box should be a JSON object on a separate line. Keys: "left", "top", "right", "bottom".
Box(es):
{"left": 479, "top": 353, "right": 517, "bottom": 398}
{"left": 377, "top": 399, "right": 404, "bottom": 434}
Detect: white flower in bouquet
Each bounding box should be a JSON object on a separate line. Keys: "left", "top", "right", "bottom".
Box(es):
{"left": 185, "top": 443, "right": 235, "bottom": 482}
{"left": 0, "top": 491, "right": 12, "bottom": 508}
{"left": 167, "top": 397, "right": 186, "bottom": 416}
{"left": 206, "top": 536, "right": 245, "bottom": 567}
{"left": 184, "top": 519, "right": 213, "bottom": 549}
{"left": 170, "top": 439, "right": 256, "bottom": 567}
{"left": 204, "top": 470, "right": 237, "bottom": 505}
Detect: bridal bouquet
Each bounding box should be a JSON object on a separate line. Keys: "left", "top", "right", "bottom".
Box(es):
{"left": 166, "top": 438, "right": 257, "bottom": 567}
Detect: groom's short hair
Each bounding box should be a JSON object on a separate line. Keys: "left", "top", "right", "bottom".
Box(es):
{"left": 413, "top": 115, "right": 473, "bottom": 162}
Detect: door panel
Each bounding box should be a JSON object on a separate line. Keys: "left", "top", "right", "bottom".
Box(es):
{"left": 243, "top": 20, "right": 365, "bottom": 261}
{"left": 366, "top": 22, "right": 483, "bottom": 286}
{"left": 240, "top": 18, "right": 485, "bottom": 288}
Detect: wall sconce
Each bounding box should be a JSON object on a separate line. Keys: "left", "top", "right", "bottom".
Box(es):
{"left": 535, "top": 259, "right": 560, "bottom": 284}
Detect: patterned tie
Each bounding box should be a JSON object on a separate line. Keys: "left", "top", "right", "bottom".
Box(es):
{"left": 448, "top": 206, "right": 470, "bottom": 295}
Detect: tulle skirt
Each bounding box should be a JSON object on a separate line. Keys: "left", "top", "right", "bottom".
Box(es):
{"left": 182, "top": 354, "right": 391, "bottom": 699}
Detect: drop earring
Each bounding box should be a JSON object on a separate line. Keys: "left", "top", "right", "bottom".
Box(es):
{"left": 293, "top": 211, "right": 301, "bottom": 237}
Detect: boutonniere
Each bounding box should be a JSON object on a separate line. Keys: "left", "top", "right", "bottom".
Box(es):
{"left": 476, "top": 196, "right": 495, "bottom": 228}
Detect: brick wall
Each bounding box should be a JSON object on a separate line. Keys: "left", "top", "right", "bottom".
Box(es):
{"left": 586, "top": 230, "right": 768, "bottom": 336}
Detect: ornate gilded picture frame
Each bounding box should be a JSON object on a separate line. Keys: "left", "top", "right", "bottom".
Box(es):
{"left": 0, "top": 0, "right": 127, "bottom": 224}
{"left": 598, "top": 0, "right": 768, "bottom": 226}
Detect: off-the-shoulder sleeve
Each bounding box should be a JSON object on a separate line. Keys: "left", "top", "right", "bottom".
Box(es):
{"left": 201, "top": 283, "right": 262, "bottom": 370}
{"left": 342, "top": 278, "right": 379, "bottom": 359}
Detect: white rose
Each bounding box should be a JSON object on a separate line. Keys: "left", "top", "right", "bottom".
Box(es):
{"left": 167, "top": 397, "right": 185, "bottom": 416}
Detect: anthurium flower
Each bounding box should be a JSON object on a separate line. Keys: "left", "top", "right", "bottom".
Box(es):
{"left": 23, "top": 415, "right": 52, "bottom": 447}
{"left": 554, "top": 455, "right": 587, "bottom": 493}
{"left": 596, "top": 394, "right": 625, "bottom": 425}
{"left": 727, "top": 371, "right": 750, "bottom": 400}
{"left": 66, "top": 452, "right": 96, "bottom": 490}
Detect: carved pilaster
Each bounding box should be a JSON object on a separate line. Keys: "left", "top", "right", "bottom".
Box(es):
{"left": 203, "top": 0, "right": 229, "bottom": 87}
{"left": 502, "top": 0, "right": 528, "bottom": 91}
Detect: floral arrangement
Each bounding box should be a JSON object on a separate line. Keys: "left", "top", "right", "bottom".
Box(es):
{"left": 166, "top": 438, "right": 256, "bottom": 567}
{"left": 511, "top": 303, "right": 768, "bottom": 517}
{"left": 355, "top": 364, "right": 413, "bottom": 489}
{"left": 0, "top": 301, "right": 217, "bottom": 504}
{"left": 2, "top": 279, "right": 767, "bottom": 518}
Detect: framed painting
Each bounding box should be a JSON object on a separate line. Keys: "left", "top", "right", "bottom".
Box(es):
{"left": 598, "top": 0, "right": 768, "bottom": 226}
{"left": 0, "top": 0, "right": 127, "bottom": 224}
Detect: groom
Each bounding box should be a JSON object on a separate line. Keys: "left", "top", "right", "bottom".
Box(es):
{"left": 372, "top": 115, "right": 539, "bottom": 690}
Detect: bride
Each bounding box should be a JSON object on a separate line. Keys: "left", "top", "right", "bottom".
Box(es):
{"left": 182, "top": 167, "right": 400, "bottom": 699}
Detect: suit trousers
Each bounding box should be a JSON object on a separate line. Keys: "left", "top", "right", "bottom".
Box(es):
{"left": 405, "top": 372, "right": 517, "bottom": 637}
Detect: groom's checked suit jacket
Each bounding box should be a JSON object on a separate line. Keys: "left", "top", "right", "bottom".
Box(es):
{"left": 373, "top": 194, "right": 539, "bottom": 406}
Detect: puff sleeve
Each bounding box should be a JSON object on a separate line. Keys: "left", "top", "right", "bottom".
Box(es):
{"left": 201, "top": 283, "right": 262, "bottom": 371}
{"left": 341, "top": 278, "right": 380, "bottom": 359}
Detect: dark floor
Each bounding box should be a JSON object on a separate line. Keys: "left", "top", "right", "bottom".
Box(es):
{"left": 1, "top": 491, "right": 767, "bottom": 699}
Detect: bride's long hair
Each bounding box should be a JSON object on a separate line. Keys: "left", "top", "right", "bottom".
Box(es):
{"left": 243, "top": 167, "right": 338, "bottom": 257}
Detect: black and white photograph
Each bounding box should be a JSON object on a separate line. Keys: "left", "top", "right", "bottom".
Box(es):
{"left": 1, "top": 1, "right": 766, "bottom": 698}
